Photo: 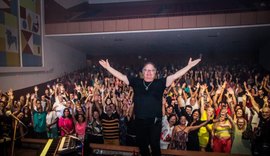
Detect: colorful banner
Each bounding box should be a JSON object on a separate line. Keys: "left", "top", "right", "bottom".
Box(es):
{"left": 20, "top": 0, "right": 42, "bottom": 66}
{"left": 0, "top": 0, "right": 42, "bottom": 67}
{"left": 0, "top": 0, "right": 20, "bottom": 66}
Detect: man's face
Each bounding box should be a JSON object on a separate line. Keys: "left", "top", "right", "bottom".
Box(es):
{"left": 190, "top": 98, "right": 196, "bottom": 106}
{"left": 258, "top": 90, "right": 264, "bottom": 97}
{"left": 236, "top": 108, "right": 243, "bottom": 117}
{"left": 166, "top": 106, "right": 173, "bottom": 114}
{"left": 185, "top": 107, "right": 192, "bottom": 115}
{"left": 41, "top": 95, "right": 45, "bottom": 101}
{"left": 143, "top": 64, "right": 156, "bottom": 81}
{"left": 262, "top": 107, "right": 270, "bottom": 120}
{"left": 106, "top": 105, "right": 112, "bottom": 115}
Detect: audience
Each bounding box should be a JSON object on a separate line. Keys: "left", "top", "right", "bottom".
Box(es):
{"left": 1, "top": 60, "right": 270, "bottom": 155}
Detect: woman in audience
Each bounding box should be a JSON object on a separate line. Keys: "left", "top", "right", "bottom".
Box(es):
{"left": 170, "top": 115, "right": 210, "bottom": 150}
{"left": 86, "top": 110, "right": 103, "bottom": 143}
{"left": 230, "top": 117, "right": 251, "bottom": 155}
{"left": 198, "top": 86, "right": 215, "bottom": 152}
{"left": 211, "top": 108, "right": 233, "bottom": 153}
{"left": 46, "top": 105, "right": 58, "bottom": 139}
{"left": 31, "top": 99, "right": 47, "bottom": 139}
{"left": 160, "top": 98, "right": 178, "bottom": 149}
{"left": 58, "top": 108, "right": 74, "bottom": 136}
{"left": 73, "top": 112, "right": 87, "bottom": 140}
{"left": 186, "top": 109, "right": 202, "bottom": 151}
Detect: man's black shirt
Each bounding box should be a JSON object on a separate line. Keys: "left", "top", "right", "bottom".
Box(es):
{"left": 128, "top": 77, "right": 166, "bottom": 119}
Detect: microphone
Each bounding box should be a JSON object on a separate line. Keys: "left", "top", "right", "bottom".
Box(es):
{"left": 6, "top": 111, "right": 24, "bottom": 125}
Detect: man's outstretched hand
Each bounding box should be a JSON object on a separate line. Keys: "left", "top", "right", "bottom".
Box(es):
{"left": 99, "top": 59, "right": 110, "bottom": 69}
{"left": 187, "top": 58, "right": 201, "bottom": 68}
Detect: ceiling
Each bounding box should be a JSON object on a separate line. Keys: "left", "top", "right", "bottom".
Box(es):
{"left": 46, "top": 25, "right": 270, "bottom": 57}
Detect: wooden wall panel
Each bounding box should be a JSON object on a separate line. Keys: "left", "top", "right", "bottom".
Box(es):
{"left": 183, "top": 15, "right": 196, "bottom": 28}
{"left": 45, "top": 11, "right": 270, "bottom": 35}
{"left": 104, "top": 20, "right": 116, "bottom": 32}
{"left": 210, "top": 14, "right": 226, "bottom": 27}
{"left": 155, "top": 17, "right": 169, "bottom": 29}
{"left": 168, "top": 16, "right": 183, "bottom": 29}
{"left": 197, "top": 15, "right": 211, "bottom": 27}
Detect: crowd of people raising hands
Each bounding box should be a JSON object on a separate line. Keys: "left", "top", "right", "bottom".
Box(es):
{"left": 0, "top": 59, "right": 270, "bottom": 156}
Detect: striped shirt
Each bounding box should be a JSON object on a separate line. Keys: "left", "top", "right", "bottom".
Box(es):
{"left": 101, "top": 112, "right": 120, "bottom": 140}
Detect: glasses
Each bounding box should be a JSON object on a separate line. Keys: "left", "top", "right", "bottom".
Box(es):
{"left": 143, "top": 69, "right": 156, "bottom": 73}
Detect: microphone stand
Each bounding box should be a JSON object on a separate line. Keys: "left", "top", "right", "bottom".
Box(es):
{"left": 11, "top": 119, "right": 18, "bottom": 156}
{"left": 7, "top": 112, "right": 28, "bottom": 156}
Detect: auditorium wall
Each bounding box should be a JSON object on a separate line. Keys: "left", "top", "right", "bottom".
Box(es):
{"left": 0, "top": 37, "right": 86, "bottom": 92}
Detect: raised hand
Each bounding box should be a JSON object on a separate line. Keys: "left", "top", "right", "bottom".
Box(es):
{"left": 99, "top": 59, "right": 110, "bottom": 69}
{"left": 178, "top": 88, "right": 183, "bottom": 96}
{"left": 26, "top": 93, "right": 30, "bottom": 99}
{"left": 242, "top": 94, "right": 247, "bottom": 101}
{"left": 263, "top": 96, "right": 268, "bottom": 103}
{"left": 227, "top": 87, "right": 234, "bottom": 95}
{"left": 7, "top": 89, "right": 13, "bottom": 96}
{"left": 34, "top": 86, "right": 39, "bottom": 92}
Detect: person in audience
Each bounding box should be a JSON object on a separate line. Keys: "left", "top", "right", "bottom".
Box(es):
{"left": 53, "top": 95, "right": 66, "bottom": 118}
{"left": 86, "top": 110, "right": 103, "bottom": 141}
{"left": 58, "top": 108, "right": 74, "bottom": 136}
{"left": 230, "top": 117, "right": 251, "bottom": 155}
{"left": 160, "top": 98, "right": 178, "bottom": 149}
{"left": 246, "top": 89, "right": 270, "bottom": 156}
{"left": 73, "top": 112, "right": 87, "bottom": 140}
{"left": 84, "top": 101, "right": 103, "bottom": 156}
{"left": 31, "top": 99, "right": 47, "bottom": 139}
{"left": 169, "top": 115, "right": 210, "bottom": 150}
{"left": 96, "top": 101, "right": 120, "bottom": 145}
{"left": 46, "top": 105, "right": 58, "bottom": 139}
{"left": 211, "top": 108, "right": 233, "bottom": 153}
{"left": 198, "top": 98, "right": 215, "bottom": 152}
{"left": 186, "top": 108, "right": 204, "bottom": 151}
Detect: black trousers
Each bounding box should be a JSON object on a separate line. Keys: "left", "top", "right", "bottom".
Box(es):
{"left": 252, "top": 142, "right": 270, "bottom": 156}
{"left": 135, "top": 118, "right": 162, "bottom": 156}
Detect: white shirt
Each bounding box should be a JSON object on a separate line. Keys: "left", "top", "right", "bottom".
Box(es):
{"left": 245, "top": 107, "right": 260, "bottom": 131}
{"left": 185, "top": 97, "right": 199, "bottom": 110}
{"left": 46, "top": 111, "right": 58, "bottom": 128}
{"left": 53, "top": 102, "right": 66, "bottom": 118}
{"left": 160, "top": 116, "right": 174, "bottom": 149}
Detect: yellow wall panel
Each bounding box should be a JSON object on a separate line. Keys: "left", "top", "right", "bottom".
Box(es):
{"left": 6, "top": 52, "right": 20, "bottom": 66}
{"left": 20, "top": 0, "right": 35, "bottom": 12}
{"left": 0, "top": 37, "right": 6, "bottom": 51}
{"left": 0, "top": 25, "right": 5, "bottom": 37}
{"left": 5, "top": 13, "right": 18, "bottom": 28}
